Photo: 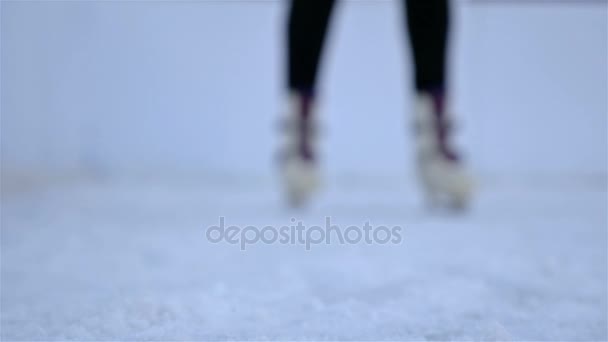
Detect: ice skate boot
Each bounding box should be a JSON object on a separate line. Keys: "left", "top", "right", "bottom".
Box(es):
{"left": 278, "top": 92, "right": 320, "bottom": 207}
{"left": 413, "top": 92, "right": 473, "bottom": 209}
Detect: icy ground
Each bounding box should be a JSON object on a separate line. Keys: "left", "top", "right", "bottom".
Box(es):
{"left": 1, "top": 176, "right": 607, "bottom": 340}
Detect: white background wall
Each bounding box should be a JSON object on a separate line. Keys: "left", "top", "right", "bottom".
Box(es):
{"left": 2, "top": 1, "right": 606, "bottom": 182}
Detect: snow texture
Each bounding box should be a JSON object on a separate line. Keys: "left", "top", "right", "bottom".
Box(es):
{"left": 1, "top": 0, "right": 606, "bottom": 340}
{"left": 1, "top": 177, "right": 606, "bottom": 340}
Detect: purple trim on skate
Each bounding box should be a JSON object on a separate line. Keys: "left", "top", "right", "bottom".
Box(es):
{"left": 428, "top": 87, "right": 446, "bottom": 118}
{"left": 291, "top": 87, "right": 315, "bottom": 101}
{"left": 426, "top": 89, "right": 460, "bottom": 162}
{"left": 297, "top": 92, "right": 315, "bottom": 161}
{"left": 279, "top": 89, "right": 316, "bottom": 163}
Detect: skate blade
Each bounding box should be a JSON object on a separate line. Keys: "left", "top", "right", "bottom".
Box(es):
{"left": 424, "top": 174, "right": 474, "bottom": 212}
{"left": 281, "top": 161, "right": 320, "bottom": 208}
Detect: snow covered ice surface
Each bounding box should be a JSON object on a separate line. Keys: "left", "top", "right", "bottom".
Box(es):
{"left": 1, "top": 0, "right": 606, "bottom": 339}
{"left": 1, "top": 176, "right": 606, "bottom": 341}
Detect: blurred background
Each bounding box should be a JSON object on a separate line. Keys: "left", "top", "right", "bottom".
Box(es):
{"left": 1, "top": 0, "right": 607, "bottom": 340}
{"left": 3, "top": 0, "right": 605, "bottom": 184}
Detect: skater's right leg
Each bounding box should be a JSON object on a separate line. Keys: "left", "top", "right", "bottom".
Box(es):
{"left": 405, "top": 0, "right": 473, "bottom": 209}
{"left": 281, "top": 0, "right": 336, "bottom": 207}
{"left": 288, "top": 0, "right": 336, "bottom": 94}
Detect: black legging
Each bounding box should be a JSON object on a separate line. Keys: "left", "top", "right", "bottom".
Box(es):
{"left": 288, "top": 0, "right": 449, "bottom": 94}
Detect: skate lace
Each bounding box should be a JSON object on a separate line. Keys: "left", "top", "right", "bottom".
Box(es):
{"left": 278, "top": 95, "right": 317, "bottom": 162}
{"left": 437, "top": 119, "right": 459, "bottom": 162}
{"left": 277, "top": 119, "right": 316, "bottom": 162}
{"left": 296, "top": 95, "right": 315, "bottom": 161}
{"left": 431, "top": 92, "right": 460, "bottom": 162}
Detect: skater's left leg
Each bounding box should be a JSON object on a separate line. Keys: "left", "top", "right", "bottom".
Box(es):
{"left": 404, "top": 0, "right": 472, "bottom": 208}
{"left": 405, "top": 0, "right": 449, "bottom": 94}
{"left": 281, "top": 0, "right": 337, "bottom": 207}
{"left": 288, "top": 0, "right": 337, "bottom": 95}
{"left": 406, "top": 0, "right": 458, "bottom": 160}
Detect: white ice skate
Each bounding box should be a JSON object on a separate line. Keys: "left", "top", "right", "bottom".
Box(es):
{"left": 413, "top": 93, "right": 473, "bottom": 209}
{"left": 278, "top": 93, "right": 321, "bottom": 207}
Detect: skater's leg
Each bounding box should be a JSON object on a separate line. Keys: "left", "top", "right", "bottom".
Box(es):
{"left": 406, "top": 0, "right": 457, "bottom": 159}
{"left": 404, "top": 0, "right": 472, "bottom": 208}
{"left": 281, "top": 0, "right": 336, "bottom": 207}
{"left": 286, "top": 0, "right": 336, "bottom": 160}
{"left": 288, "top": 0, "right": 337, "bottom": 94}
{"left": 405, "top": 0, "right": 449, "bottom": 93}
